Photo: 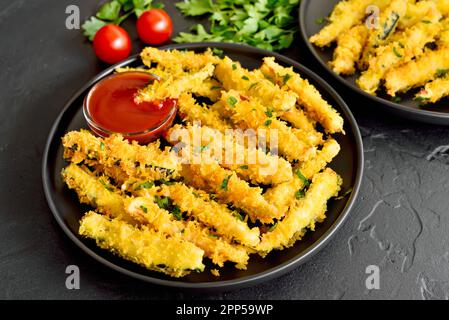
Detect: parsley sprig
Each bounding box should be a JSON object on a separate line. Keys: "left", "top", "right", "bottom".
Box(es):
{"left": 174, "top": 0, "right": 300, "bottom": 51}
{"left": 82, "top": 0, "right": 164, "bottom": 41}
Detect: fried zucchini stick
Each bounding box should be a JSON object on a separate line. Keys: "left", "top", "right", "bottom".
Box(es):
{"left": 157, "top": 183, "right": 260, "bottom": 247}
{"left": 79, "top": 211, "right": 205, "bottom": 277}
{"left": 176, "top": 93, "right": 230, "bottom": 132}
{"left": 167, "top": 124, "right": 293, "bottom": 185}
{"left": 214, "top": 56, "right": 297, "bottom": 112}
{"left": 384, "top": 47, "right": 449, "bottom": 96}
{"left": 135, "top": 63, "right": 215, "bottom": 103}
{"left": 218, "top": 90, "right": 316, "bottom": 162}
{"left": 359, "top": 0, "right": 408, "bottom": 70}
{"left": 357, "top": 6, "right": 442, "bottom": 94}
{"left": 398, "top": 1, "right": 439, "bottom": 30}
{"left": 309, "top": 0, "right": 379, "bottom": 47}
{"left": 126, "top": 197, "right": 250, "bottom": 268}
{"left": 261, "top": 57, "right": 344, "bottom": 134}
{"left": 258, "top": 168, "right": 342, "bottom": 254}
{"left": 415, "top": 74, "right": 449, "bottom": 104}
{"left": 264, "top": 138, "right": 341, "bottom": 214}
{"left": 140, "top": 47, "right": 220, "bottom": 72}
{"left": 61, "top": 163, "right": 136, "bottom": 224}
{"left": 331, "top": 25, "right": 369, "bottom": 75}
{"left": 185, "top": 162, "right": 280, "bottom": 224}
{"left": 62, "top": 130, "right": 180, "bottom": 183}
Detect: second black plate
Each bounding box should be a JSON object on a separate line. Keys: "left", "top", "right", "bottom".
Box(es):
{"left": 300, "top": 0, "right": 449, "bottom": 125}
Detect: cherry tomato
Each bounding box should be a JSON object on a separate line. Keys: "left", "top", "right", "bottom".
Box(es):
{"left": 93, "top": 25, "right": 132, "bottom": 64}
{"left": 137, "top": 9, "right": 173, "bottom": 45}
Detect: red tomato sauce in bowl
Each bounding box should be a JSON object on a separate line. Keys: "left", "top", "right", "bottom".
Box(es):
{"left": 83, "top": 71, "right": 177, "bottom": 144}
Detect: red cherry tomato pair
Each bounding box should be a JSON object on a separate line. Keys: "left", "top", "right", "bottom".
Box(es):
{"left": 93, "top": 9, "right": 173, "bottom": 64}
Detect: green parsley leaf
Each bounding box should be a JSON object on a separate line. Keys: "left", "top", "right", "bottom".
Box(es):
{"left": 175, "top": 0, "right": 214, "bottom": 16}
{"left": 242, "top": 75, "right": 250, "bottom": 80}
{"left": 268, "top": 222, "right": 278, "bottom": 232}
{"left": 282, "top": 73, "right": 292, "bottom": 84}
{"left": 436, "top": 69, "right": 449, "bottom": 78}
{"left": 239, "top": 165, "right": 249, "bottom": 170}
{"left": 227, "top": 96, "right": 238, "bottom": 108}
{"left": 233, "top": 211, "right": 244, "bottom": 221}
{"left": 221, "top": 174, "right": 232, "bottom": 191}
{"left": 211, "top": 86, "right": 221, "bottom": 90}
{"left": 391, "top": 96, "right": 402, "bottom": 103}
{"left": 295, "top": 189, "right": 305, "bottom": 199}
{"left": 171, "top": 205, "right": 183, "bottom": 221}
{"left": 295, "top": 169, "right": 310, "bottom": 187}
{"left": 264, "top": 119, "right": 272, "bottom": 126}
{"left": 140, "top": 205, "right": 148, "bottom": 213}
{"left": 82, "top": 17, "right": 107, "bottom": 41}
{"left": 100, "top": 142, "right": 105, "bottom": 151}
{"left": 393, "top": 47, "right": 403, "bottom": 58}
{"left": 137, "top": 181, "right": 154, "bottom": 190}
{"left": 265, "top": 108, "right": 273, "bottom": 118}
{"left": 96, "top": 0, "right": 122, "bottom": 21}
{"left": 99, "top": 179, "right": 114, "bottom": 192}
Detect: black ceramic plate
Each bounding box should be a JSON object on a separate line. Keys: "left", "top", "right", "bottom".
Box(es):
{"left": 300, "top": 0, "right": 449, "bottom": 125}
{"left": 42, "top": 42, "right": 363, "bottom": 291}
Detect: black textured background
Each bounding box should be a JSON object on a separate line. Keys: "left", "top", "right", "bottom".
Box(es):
{"left": 1, "top": 0, "right": 449, "bottom": 300}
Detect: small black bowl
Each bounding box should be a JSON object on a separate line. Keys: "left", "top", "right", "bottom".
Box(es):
{"left": 300, "top": 0, "right": 449, "bottom": 125}
{"left": 42, "top": 42, "right": 364, "bottom": 291}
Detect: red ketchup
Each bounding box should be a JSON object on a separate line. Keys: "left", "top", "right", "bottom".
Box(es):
{"left": 84, "top": 72, "right": 177, "bottom": 144}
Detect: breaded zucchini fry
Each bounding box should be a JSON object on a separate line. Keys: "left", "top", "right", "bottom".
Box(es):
{"left": 62, "top": 130, "right": 181, "bottom": 183}
{"left": 431, "top": 0, "right": 449, "bottom": 15}
{"left": 140, "top": 47, "right": 219, "bottom": 72}
{"left": 126, "top": 197, "right": 250, "bottom": 268}
{"left": 264, "top": 138, "right": 341, "bottom": 214}
{"left": 357, "top": 6, "right": 442, "bottom": 94}
{"left": 61, "top": 163, "right": 135, "bottom": 223}
{"left": 415, "top": 73, "right": 449, "bottom": 104}
{"left": 219, "top": 90, "right": 316, "bottom": 162}
{"left": 331, "top": 25, "right": 369, "bottom": 75}
{"left": 261, "top": 57, "right": 344, "bottom": 134}
{"left": 359, "top": 0, "right": 408, "bottom": 70}
{"left": 309, "top": 0, "right": 375, "bottom": 47}
{"left": 296, "top": 138, "right": 341, "bottom": 179}
{"left": 167, "top": 124, "right": 293, "bottom": 185}
{"left": 258, "top": 168, "right": 342, "bottom": 254}
{"left": 384, "top": 47, "right": 449, "bottom": 96}
{"left": 79, "top": 211, "right": 204, "bottom": 277}
{"left": 176, "top": 93, "right": 230, "bottom": 132}
{"left": 158, "top": 183, "right": 260, "bottom": 247}
{"left": 135, "top": 63, "right": 215, "bottom": 103}
{"left": 214, "top": 56, "right": 297, "bottom": 112}
{"left": 398, "top": 1, "right": 439, "bottom": 30}
{"left": 185, "top": 162, "right": 280, "bottom": 224}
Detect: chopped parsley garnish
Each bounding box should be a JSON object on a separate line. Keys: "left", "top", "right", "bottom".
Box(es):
{"left": 391, "top": 96, "right": 402, "bottom": 103}
{"left": 140, "top": 205, "right": 148, "bottom": 213}
{"left": 100, "top": 142, "right": 105, "bottom": 151}
{"left": 295, "top": 169, "right": 310, "bottom": 188}
{"left": 227, "top": 96, "right": 238, "bottom": 108}
{"left": 233, "top": 211, "right": 244, "bottom": 221}
{"left": 436, "top": 69, "right": 449, "bottom": 78}
{"left": 282, "top": 73, "right": 292, "bottom": 84}
{"left": 265, "top": 108, "right": 273, "bottom": 118}
{"left": 393, "top": 47, "right": 403, "bottom": 58}
{"left": 220, "top": 174, "right": 232, "bottom": 191}
{"left": 242, "top": 75, "right": 249, "bottom": 80}
{"left": 269, "top": 222, "right": 278, "bottom": 232}
{"left": 295, "top": 189, "right": 306, "bottom": 199}
{"left": 264, "top": 119, "right": 272, "bottom": 127}
{"left": 211, "top": 86, "right": 221, "bottom": 90}
{"left": 248, "top": 82, "right": 259, "bottom": 90}
{"left": 99, "top": 179, "right": 114, "bottom": 191}
{"left": 240, "top": 165, "right": 249, "bottom": 170}
{"left": 232, "top": 63, "right": 237, "bottom": 70}
{"left": 137, "top": 181, "right": 154, "bottom": 190}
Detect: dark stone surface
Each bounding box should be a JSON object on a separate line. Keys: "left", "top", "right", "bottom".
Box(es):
{"left": 1, "top": 0, "right": 448, "bottom": 300}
